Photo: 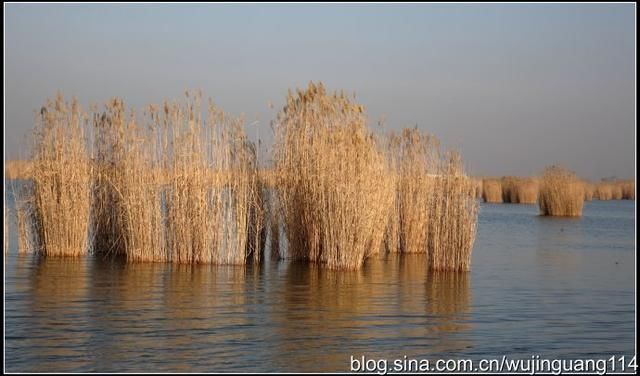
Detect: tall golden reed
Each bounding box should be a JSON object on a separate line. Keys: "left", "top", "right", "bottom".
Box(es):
{"left": 538, "top": 166, "right": 584, "bottom": 217}
{"left": 19, "top": 94, "right": 93, "bottom": 256}
{"left": 162, "top": 94, "right": 264, "bottom": 264}
{"left": 91, "top": 94, "right": 264, "bottom": 264}
{"left": 385, "top": 129, "right": 478, "bottom": 271}
{"left": 385, "top": 129, "right": 439, "bottom": 255}
{"left": 426, "top": 153, "right": 479, "bottom": 271}
{"left": 92, "top": 98, "right": 166, "bottom": 261}
{"left": 273, "top": 82, "right": 394, "bottom": 270}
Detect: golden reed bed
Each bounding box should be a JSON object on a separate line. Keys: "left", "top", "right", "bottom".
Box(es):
{"left": 5, "top": 83, "right": 634, "bottom": 267}
{"left": 6, "top": 83, "right": 479, "bottom": 271}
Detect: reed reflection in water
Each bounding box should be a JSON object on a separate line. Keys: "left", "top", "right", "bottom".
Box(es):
{"left": 5, "top": 253, "right": 471, "bottom": 372}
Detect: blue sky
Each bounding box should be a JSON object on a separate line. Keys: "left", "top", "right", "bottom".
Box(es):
{"left": 4, "top": 3, "right": 636, "bottom": 179}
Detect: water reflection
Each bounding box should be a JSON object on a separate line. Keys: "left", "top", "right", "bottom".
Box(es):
{"left": 5, "top": 200, "right": 634, "bottom": 372}
{"left": 8, "top": 254, "right": 472, "bottom": 372}
{"left": 25, "top": 257, "right": 91, "bottom": 372}
{"left": 269, "top": 255, "right": 472, "bottom": 371}
{"left": 86, "top": 260, "right": 165, "bottom": 372}
{"left": 161, "top": 264, "right": 252, "bottom": 372}
{"left": 87, "top": 261, "right": 259, "bottom": 372}
{"left": 533, "top": 216, "right": 585, "bottom": 283}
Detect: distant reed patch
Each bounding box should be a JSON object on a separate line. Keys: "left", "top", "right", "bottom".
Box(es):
{"left": 538, "top": 166, "right": 584, "bottom": 217}
{"left": 481, "top": 178, "right": 502, "bottom": 203}
{"left": 501, "top": 176, "right": 539, "bottom": 204}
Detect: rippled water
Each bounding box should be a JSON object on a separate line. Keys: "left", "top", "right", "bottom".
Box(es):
{"left": 4, "top": 198, "right": 635, "bottom": 372}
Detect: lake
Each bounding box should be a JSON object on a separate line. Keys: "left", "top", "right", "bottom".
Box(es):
{"left": 3, "top": 197, "right": 636, "bottom": 372}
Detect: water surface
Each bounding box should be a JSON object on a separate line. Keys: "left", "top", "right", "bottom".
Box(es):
{"left": 4, "top": 199, "right": 636, "bottom": 372}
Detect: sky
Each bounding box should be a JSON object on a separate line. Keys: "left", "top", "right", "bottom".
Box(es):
{"left": 4, "top": 3, "right": 636, "bottom": 180}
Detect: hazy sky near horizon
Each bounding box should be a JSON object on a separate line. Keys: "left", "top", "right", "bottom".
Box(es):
{"left": 5, "top": 4, "right": 636, "bottom": 180}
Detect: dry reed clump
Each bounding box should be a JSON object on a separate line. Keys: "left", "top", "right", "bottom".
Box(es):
{"left": 611, "top": 182, "right": 623, "bottom": 200}
{"left": 582, "top": 181, "right": 594, "bottom": 202}
{"left": 92, "top": 93, "right": 265, "bottom": 264}
{"left": 384, "top": 129, "right": 478, "bottom": 271}
{"left": 501, "top": 176, "right": 539, "bottom": 204}
{"left": 594, "top": 182, "right": 613, "bottom": 201}
{"left": 621, "top": 180, "right": 635, "bottom": 200}
{"left": 425, "top": 154, "right": 479, "bottom": 271}
{"left": 273, "top": 82, "right": 394, "bottom": 270}
{"left": 481, "top": 178, "right": 502, "bottom": 203}
{"left": 538, "top": 166, "right": 584, "bottom": 217}
{"left": 91, "top": 98, "right": 166, "bottom": 262}
{"left": 18, "top": 94, "right": 93, "bottom": 256}
{"left": 594, "top": 180, "right": 634, "bottom": 200}
{"left": 384, "top": 129, "right": 439, "bottom": 255}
